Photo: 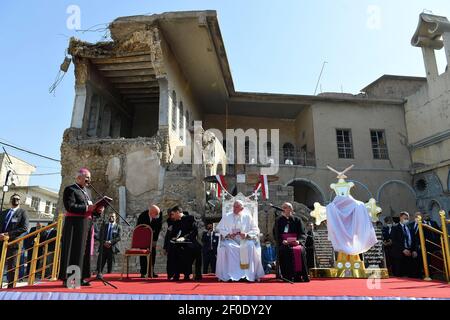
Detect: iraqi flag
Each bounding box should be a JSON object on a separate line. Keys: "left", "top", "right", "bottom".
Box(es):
{"left": 254, "top": 174, "right": 269, "bottom": 200}
{"left": 215, "top": 175, "right": 228, "bottom": 198}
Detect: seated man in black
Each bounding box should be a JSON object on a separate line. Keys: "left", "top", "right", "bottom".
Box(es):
{"left": 273, "top": 202, "right": 309, "bottom": 282}
{"left": 165, "top": 206, "right": 199, "bottom": 281}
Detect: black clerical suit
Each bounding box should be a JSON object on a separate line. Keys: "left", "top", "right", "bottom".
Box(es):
{"left": 136, "top": 210, "right": 162, "bottom": 277}
{"left": 0, "top": 207, "right": 29, "bottom": 287}
{"left": 305, "top": 230, "right": 315, "bottom": 269}
{"left": 59, "top": 183, "right": 100, "bottom": 282}
{"left": 273, "top": 215, "right": 309, "bottom": 282}
{"left": 201, "top": 230, "right": 219, "bottom": 273}
{"left": 165, "top": 214, "right": 200, "bottom": 280}
{"left": 95, "top": 222, "right": 121, "bottom": 274}
{"left": 382, "top": 224, "right": 394, "bottom": 275}
{"left": 391, "top": 223, "right": 417, "bottom": 277}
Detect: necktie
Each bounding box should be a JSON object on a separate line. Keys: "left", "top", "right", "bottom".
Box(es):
{"left": 403, "top": 225, "right": 410, "bottom": 248}
{"left": 210, "top": 233, "right": 213, "bottom": 250}
{"left": 107, "top": 224, "right": 112, "bottom": 241}
{"left": 2, "top": 209, "right": 14, "bottom": 233}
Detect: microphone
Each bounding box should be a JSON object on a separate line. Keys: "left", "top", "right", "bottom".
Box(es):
{"left": 269, "top": 203, "right": 283, "bottom": 212}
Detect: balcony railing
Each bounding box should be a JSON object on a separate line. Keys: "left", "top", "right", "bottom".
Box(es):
{"left": 280, "top": 149, "right": 316, "bottom": 167}
{"left": 225, "top": 149, "right": 316, "bottom": 168}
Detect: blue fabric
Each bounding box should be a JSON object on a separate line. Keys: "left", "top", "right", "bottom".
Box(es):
{"left": 261, "top": 245, "right": 276, "bottom": 273}
{"left": 2, "top": 209, "right": 14, "bottom": 232}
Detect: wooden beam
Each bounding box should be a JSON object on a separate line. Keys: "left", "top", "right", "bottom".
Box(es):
{"left": 91, "top": 53, "right": 152, "bottom": 65}
{"left": 109, "top": 76, "right": 155, "bottom": 84}
{"left": 124, "top": 94, "right": 160, "bottom": 99}
{"left": 96, "top": 62, "right": 154, "bottom": 71}
{"left": 114, "top": 82, "right": 159, "bottom": 89}
{"left": 102, "top": 69, "right": 155, "bottom": 78}
{"left": 126, "top": 98, "right": 159, "bottom": 103}
{"left": 119, "top": 89, "right": 160, "bottom": 95}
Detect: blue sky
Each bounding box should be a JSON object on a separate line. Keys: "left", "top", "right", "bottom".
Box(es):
{"left": 0, "top": 0, "right": 449, "bottom": 190}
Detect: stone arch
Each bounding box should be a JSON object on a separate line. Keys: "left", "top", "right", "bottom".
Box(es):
{"left": 447, "top": 170, "right": 450, "bottom": 192}
{"left": 429, "top": 199, "right": 442, "bottom": 226}
{"left": 376, "top": 180, "right": 417, "bottom": 218}
{"left": 285, "top": 178, "right": 326, "bottom": 210}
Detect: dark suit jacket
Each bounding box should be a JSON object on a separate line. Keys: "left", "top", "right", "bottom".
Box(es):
{"left": 273, "top": 215, "right": 307, "bottom": 247}
{"left": 0, "top": 207, "right": 29, "bottom": 248}
{"left": 63, "top": 184, "right": 91, "bottom": 214}
{"left": 391, "top": 223, "right": 417, "bottom": 258}
{"left": 137, "top": 210, "right": 162, "bottom": 242}
{"left": 95, "top": 223, "right": 121, "bottom": 254}
{"left": 201, "top": 231, "right": 219, "bottom": 253}
{"left": 167, "top": 215, "right": 201, "bottom": 249}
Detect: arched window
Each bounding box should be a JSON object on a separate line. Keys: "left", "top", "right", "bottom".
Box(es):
{"left": 283, "top": 143, "right": 295, "bottom": 164}
{"left": 171, "top": 90, "right": 177, "bottom": 131}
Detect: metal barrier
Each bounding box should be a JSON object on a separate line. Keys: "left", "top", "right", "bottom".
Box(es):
{"left": 418, "top": 210, "right": 450, "bottom": 283}
{"left": 0, "top": 213, "right": 63, "bottom": 288}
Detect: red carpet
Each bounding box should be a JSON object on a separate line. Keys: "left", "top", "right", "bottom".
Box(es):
{"left": 1, "top": 274, "right": 449, "bottom": 300}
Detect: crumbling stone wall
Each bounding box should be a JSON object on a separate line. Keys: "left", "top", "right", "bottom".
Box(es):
{"left": 59, "top": 128, "right": 208, "bottom": 274}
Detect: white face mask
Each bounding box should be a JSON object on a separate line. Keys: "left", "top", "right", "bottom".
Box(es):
{"left": 387, "top": 224, "right": 392, "bottom": 228}
{"left": 401, "top": 219, "right": 409, "bottom": 225}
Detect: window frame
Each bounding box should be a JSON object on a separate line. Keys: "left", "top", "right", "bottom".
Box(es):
{"left": 336, "top": 128, "right": 354, "bottom": 159}
{"left": 370, "top": 129, "right": 389, "bottom": 160}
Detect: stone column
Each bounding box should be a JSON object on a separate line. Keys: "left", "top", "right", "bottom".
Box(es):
{"left": 421, "top": 47, "right": 439, "bottom": 81}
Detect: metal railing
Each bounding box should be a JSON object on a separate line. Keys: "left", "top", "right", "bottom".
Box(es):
{"left": 418, "top": 210, "right": 450, "bottom": 283}
{"left": 0, "top": 213, "right": 64, "bottom": 288}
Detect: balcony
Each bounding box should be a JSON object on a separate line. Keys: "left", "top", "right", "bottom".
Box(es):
{"left": 280, "top": 149, "right": 316, "bottom": 167}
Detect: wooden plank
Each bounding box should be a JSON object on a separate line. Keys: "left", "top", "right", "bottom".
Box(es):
{"left": 96, "top": 61, "right": 153, "bottom": 71}
{"left": 91, "top": 53, "right": 152, "bottom": 65}
{"left": 114, "top": 82, "right": 159, "bottom": 89}
{"left": 109, "top": 76, "right": 155, "bottom": 83}
{"left": 102, "top": 69, "right": 155, "bottom": 78}
{"left": 124, "top": 94, "right": 160, "bottom": 99}
{"left": 126, "top": 98, "right": 159, "bottom": 103}
{"left": 119, "top": 89, "right": 160, "bottom": 95}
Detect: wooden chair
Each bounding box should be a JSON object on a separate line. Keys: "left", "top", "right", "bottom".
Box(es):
{"left": 121, "top": 224, "right": 153, "bottom": 279}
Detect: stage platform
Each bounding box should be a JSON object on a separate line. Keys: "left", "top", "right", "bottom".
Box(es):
{"left": 0, "top": 274, "right": 449, "bottom": 300}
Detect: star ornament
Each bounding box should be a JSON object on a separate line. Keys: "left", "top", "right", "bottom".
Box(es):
{"left": 365, "top": 198, "right": 382, "bottom": 222}
{"left": 311, "top": 202, "right": 327, "bottom": 225}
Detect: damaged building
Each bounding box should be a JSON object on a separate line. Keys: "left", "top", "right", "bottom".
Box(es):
{"left": 60, "top": 11, "right": 450, "bottom": 272}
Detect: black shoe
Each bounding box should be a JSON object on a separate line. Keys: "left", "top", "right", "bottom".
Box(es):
{"left": 152, "top": 273, "right": 159, "bottom": 278}
{"left": 194, "top": 275, "right": 202, "bottom": 281}
{"left": 81, "top": 280, "right": 91, "bottom": 286}
{"left": 140, "top": 274, "right": 146, "bottom": 278}
{"left": 172, "top": 275, "right": 180, "bottom": 281}
{"left": 302, "top": 276, "right": 310, "bottom": 282}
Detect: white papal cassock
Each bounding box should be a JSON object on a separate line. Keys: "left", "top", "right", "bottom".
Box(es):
{"left": 215, "top": 210, "right": 265, "bottom": 282}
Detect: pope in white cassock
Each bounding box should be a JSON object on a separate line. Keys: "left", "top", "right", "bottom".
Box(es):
{"left": 215, "top": 200, "right": 265, "bottom": 282}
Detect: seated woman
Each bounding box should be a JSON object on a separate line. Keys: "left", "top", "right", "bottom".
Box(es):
{"left": 273, "top": 202, "right": 310, "bottom": 282}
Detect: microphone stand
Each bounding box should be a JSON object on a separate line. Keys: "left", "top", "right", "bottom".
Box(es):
{"left": 87, "top": 182, "right": 130, "bottom": 227}
{"left": 85, "top": 181, "right": 125, "bottom": 288}
{"left": 87, "top": 214, "right": 118, "bottom": 289}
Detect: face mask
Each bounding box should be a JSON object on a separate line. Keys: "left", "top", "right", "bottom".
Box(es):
{"left": 387, "top": 224, "right": 392, "bottom": 228}
{"left": 402, "top": 219, "right": 409, "bottom": 225}
{"left": 265, "top": 243, "right": 271, "bottom": 248}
